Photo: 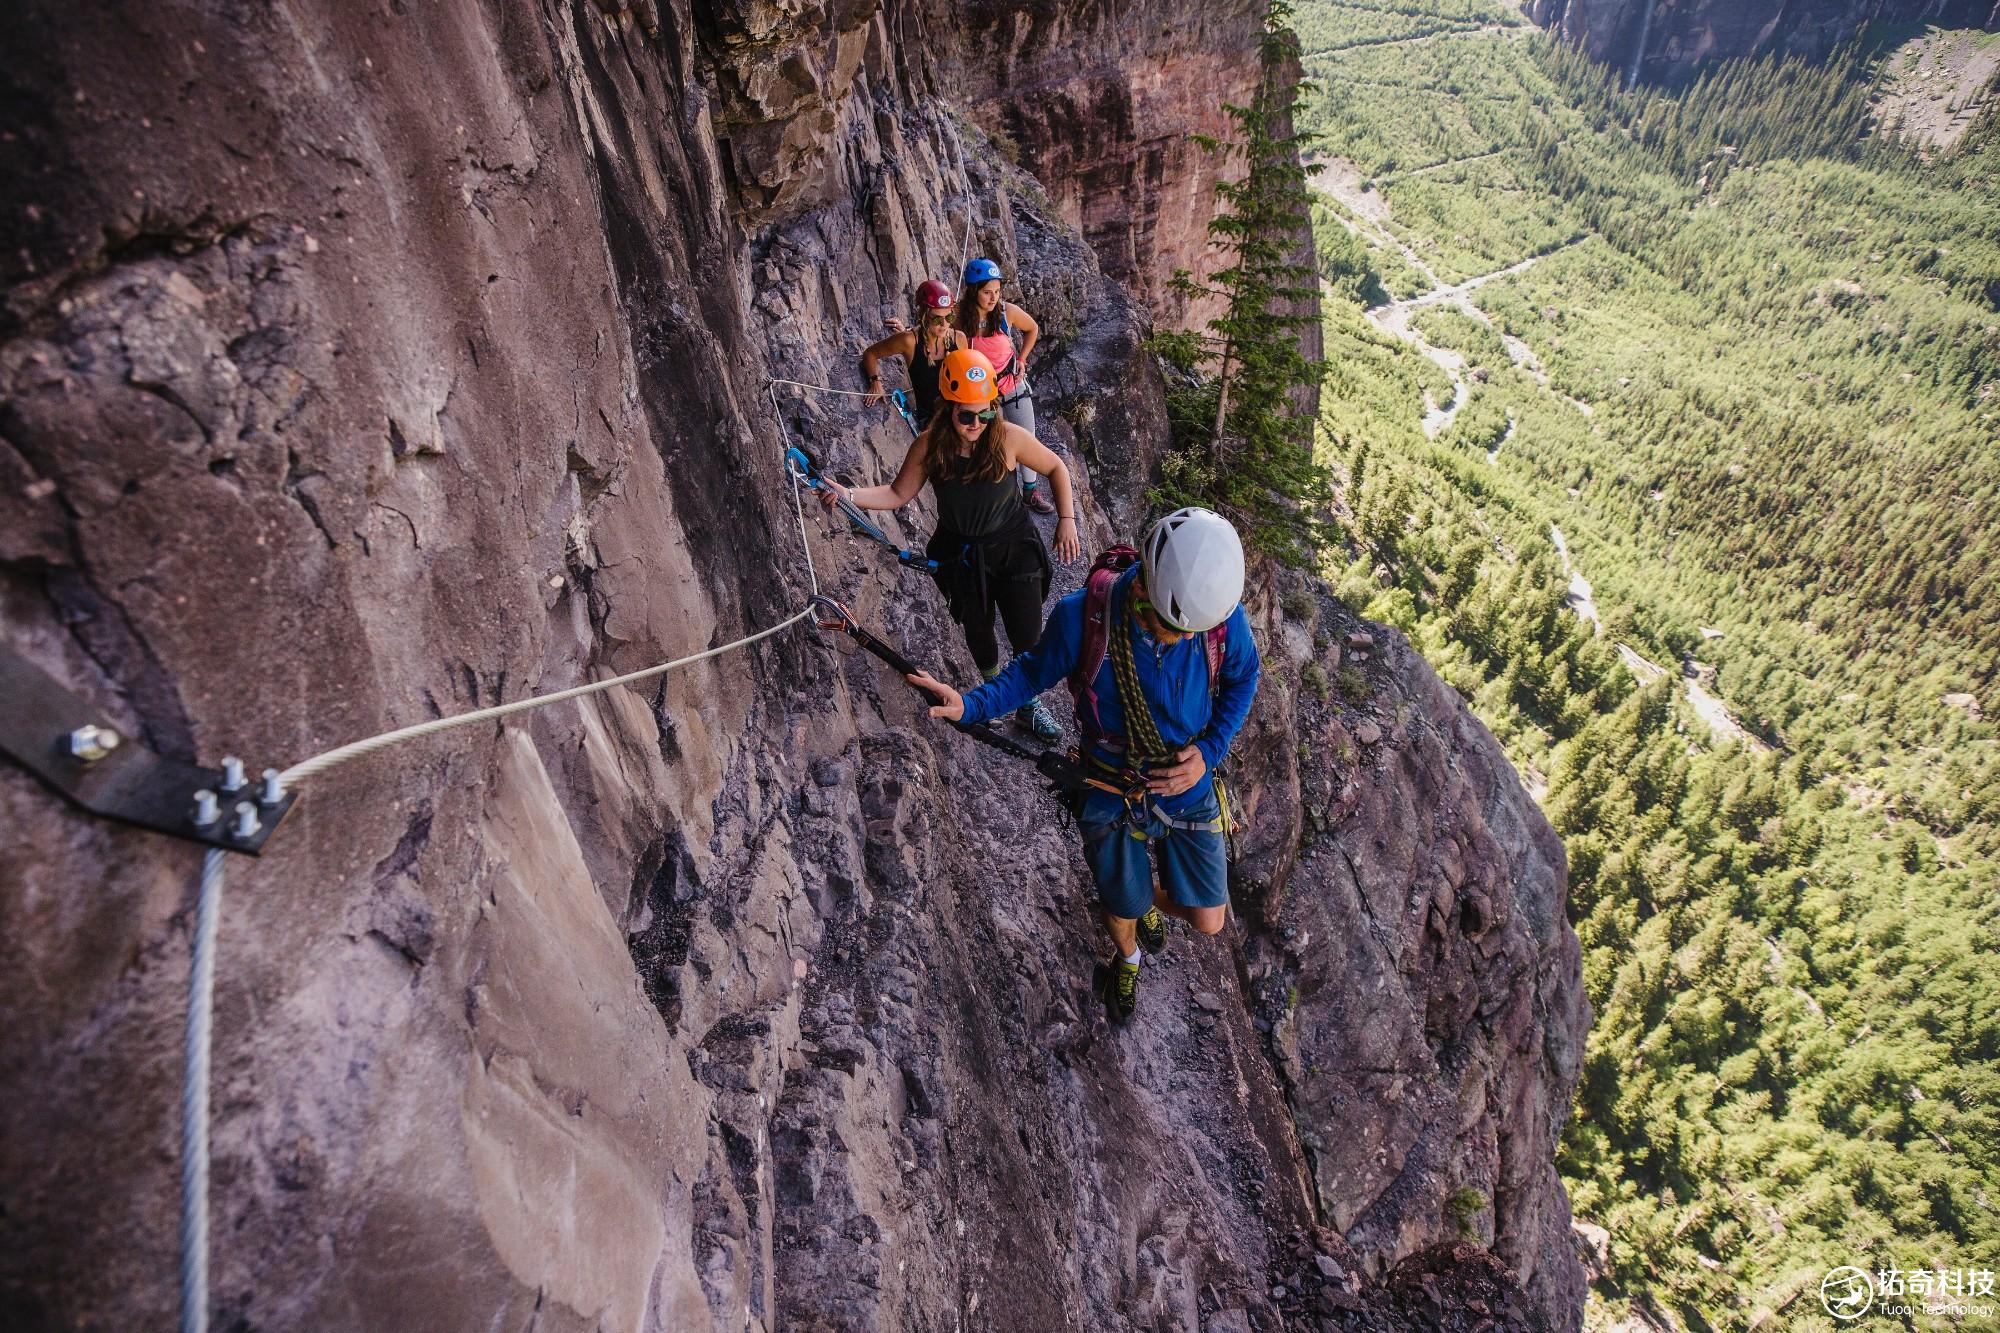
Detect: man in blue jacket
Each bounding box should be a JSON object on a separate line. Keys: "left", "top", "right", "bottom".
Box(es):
{"left": 910, "top": 508, "right": 1261, "bottom": 1021}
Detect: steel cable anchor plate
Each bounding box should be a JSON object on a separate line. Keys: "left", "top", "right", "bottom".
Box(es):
{"left": 0, "top": 646, "right": 297, "bottom": 855}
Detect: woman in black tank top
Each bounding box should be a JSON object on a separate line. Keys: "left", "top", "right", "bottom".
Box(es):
{"left": 861, "top": 281, "right": 966, "bottom": 428}
{"left": 820, "top": 349, "right": 1080, "bottom": 738}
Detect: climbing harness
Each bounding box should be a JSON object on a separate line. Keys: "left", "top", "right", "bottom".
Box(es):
{"left": 1104, "top": 580, "right": 1231, "bottom": 839}
{"left": 783, "top": 446, "right": 939, "bottom": 573}
{"left": 807, "top": 595, "right": 1134, "bottom": 806}
{"left": 1065, "top": 558, "right": 1238, "bottom": 847}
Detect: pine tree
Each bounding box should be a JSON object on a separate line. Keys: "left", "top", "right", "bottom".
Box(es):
{"left": 1153, "top": 0, "right": 1331, "bottom": 566}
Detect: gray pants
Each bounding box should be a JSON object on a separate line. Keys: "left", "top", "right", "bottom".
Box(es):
{"left": 1002, "top": 389, "right": 1047, "bottom": 489}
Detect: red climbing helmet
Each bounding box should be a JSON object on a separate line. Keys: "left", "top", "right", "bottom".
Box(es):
{"left": 916, "top": 279, "right": 954, "bottom": 310}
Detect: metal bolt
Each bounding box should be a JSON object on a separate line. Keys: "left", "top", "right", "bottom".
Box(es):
{"left": 67, "top": 724, "right": 121, "bottom": 762}
{"left": 229, "top": 801, "right": 261, "bottom": 841}
{"left": 260, "top": 768, "right": 286, "bottom": 805}
{"left": 220, "top": 755, "right": 246, "bottom": 793}
{"left": 192, "top": 789, "right": 221, "bottom": 827}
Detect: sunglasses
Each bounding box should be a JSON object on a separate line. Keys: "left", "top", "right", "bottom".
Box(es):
{"left": 1132, "top": 593, "right": 1185, "bottom": 633}
{"left": 953, "top": 407, "right": 998, "bottom": 426}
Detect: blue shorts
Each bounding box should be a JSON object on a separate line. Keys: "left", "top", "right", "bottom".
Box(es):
{"left": 1078, "top": 789, "right": 1229, "bottom": 921}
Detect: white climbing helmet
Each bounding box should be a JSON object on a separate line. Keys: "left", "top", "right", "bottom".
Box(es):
{"left": 1140, "top": 507, "right": 1244, "bottom": 633}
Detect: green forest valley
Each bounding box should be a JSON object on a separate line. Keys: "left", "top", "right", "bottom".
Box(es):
{"left": 1291, "top": 3, "right": 1999, "bottom": 1327}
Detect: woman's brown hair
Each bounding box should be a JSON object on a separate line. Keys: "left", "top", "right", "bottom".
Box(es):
{"left": 919, "top": 403, "right": 1010, "bottom": 485}
{"left": 955, "top": 281, "right": 1008, "bottom": 342}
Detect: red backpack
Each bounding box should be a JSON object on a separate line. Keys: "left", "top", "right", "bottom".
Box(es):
{"left": 1066, "top": 546, "right": 1228, "bottom": 748}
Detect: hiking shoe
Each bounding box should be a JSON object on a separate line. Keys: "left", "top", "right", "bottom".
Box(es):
{"left": 1137, "top": 906, "right": 1167, "bottom": 955}
{"left": 1094, "top": 956, "right": 1140, "bottom": 1022}
{"left": 1023, "top": 482, "right": 1056, "bottom": 514}
{"left": 1016, "top": 697, "right": 1062, "bottom": 742}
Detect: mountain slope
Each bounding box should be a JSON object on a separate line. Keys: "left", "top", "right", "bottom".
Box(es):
{"left": 1293, "top": 2, "right": 2000, "bottom": 1325}
{"left": 1528, "top": 0, "right": 2000, "bottom": 82}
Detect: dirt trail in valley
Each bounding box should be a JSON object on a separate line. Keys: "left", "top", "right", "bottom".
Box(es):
{"left": 1302, "top": 21, "right": 1519, "bottom": 60}
{"left": 1552, "top": 525, "right": 1770, "bottom": 751}
{"left": 1314, "top": 158, "right": 1586, "bottom": 438}
{"left": 1320, "top": 152, "right": 1763, "bottom": 757}
{"left": 1319, "top": 159, "right": 1764, "bottom": 756}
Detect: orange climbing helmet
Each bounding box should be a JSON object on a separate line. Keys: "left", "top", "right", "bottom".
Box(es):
{"left": 938, "top": 348, "right": 1000, "bottom": 406}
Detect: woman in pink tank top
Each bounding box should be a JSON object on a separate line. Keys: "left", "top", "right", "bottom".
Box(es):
{"left": 957, "top": 257, "right": 1061, "bottom": 514}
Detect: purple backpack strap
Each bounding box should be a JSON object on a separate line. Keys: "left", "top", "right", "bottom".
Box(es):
{"left": 1068, "top": 568, "right": 1118, "bottom": 742}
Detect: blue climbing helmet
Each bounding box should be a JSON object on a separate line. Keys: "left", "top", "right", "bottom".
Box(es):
{"left": 963, "top": 257, "right": 1002, "bottom": 286}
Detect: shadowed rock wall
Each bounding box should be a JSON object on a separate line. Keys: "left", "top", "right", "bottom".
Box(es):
{"left": 0, "top": 2, "right": 1585, "bottom": 1329}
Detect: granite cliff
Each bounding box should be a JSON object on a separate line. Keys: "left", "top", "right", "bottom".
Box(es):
{"left": 1528, "top": 0, "right": 2000, "bottom": 82}
{"left": 0, "top": 1, "right": 1586, "bottom": 1329}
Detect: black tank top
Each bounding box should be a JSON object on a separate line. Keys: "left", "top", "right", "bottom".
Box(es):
{"left": 930, "top": 454, "right": 1022, "bottom": 540}
{"left": 910, "top": 332, "right": 953, "bottom": 425}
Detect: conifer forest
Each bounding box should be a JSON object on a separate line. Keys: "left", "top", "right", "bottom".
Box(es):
{"left": 1293, "top": 3, "right": 1999, "bottom": 1326}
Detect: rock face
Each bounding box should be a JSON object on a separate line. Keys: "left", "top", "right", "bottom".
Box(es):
{"left": 1236, "top": 595, "right": 1591, "bottom": 1326}
{"left": 957, "top": 0, "right": 1269, "bottom": 329}
{"left": 0, "top": 2, "right": 1585, "bottom": 1331}
{"left": 1528, "top": 0, "right": 2000, "bottom": 82}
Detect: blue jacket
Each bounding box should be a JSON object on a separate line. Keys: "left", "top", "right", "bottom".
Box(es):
{"left": 959, "top": 568, "right": 1261, "bottom": 813}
